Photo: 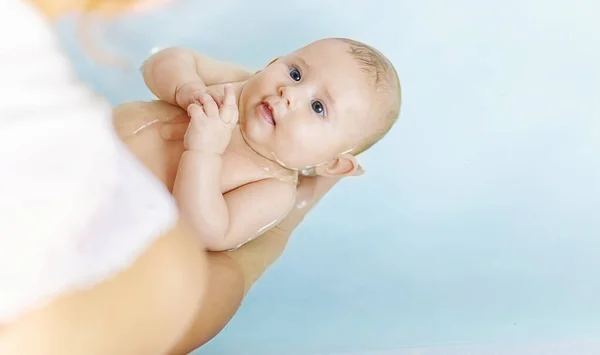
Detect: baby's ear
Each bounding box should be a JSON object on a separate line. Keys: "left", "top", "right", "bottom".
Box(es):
{"left": 316, "top": 154, "right": 365, "bottom": 178}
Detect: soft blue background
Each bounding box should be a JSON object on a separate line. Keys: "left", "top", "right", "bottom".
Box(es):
{"left": 58, "top": 0, "right": 600, "bottom": 354}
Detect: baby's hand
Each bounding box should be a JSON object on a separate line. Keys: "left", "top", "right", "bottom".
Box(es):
{"left": 175, "top": 81, "right": 226, "bottom": 109}
{"left": 174, "top": 80, "right": 206, "bottom": 109}
{"left": 184, "top": 85, "right": 238, "bottom": 154}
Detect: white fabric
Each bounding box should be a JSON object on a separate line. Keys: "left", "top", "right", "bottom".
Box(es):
{"left": 0, "top": 0, "right": 179, "bottom": 323}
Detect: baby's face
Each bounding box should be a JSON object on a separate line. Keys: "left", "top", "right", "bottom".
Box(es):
{"left": 238, "top": 39, "right": 375, "bottom": 170}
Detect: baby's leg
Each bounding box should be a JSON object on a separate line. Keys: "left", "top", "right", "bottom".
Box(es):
{"left": 0, "top": 219, "right": 207, "bottom": 355}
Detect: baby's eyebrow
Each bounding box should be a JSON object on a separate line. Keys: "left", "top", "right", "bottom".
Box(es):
{"left": 296, "top": 56, "right": 311, "bottom": 71}
{"left": 324, "top": 87, "right": 336, "bottom": 107}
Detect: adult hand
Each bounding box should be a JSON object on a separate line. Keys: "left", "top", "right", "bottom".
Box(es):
{"left": 273, "top": 174, "right": 342, "bottom": 235}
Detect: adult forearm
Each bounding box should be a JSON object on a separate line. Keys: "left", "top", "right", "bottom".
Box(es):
{"left": 228, "top": 176, "right": 342, "bottom": 294}
{"left": 167, "top": 252, "right": 244, "bottom": 355}
{"left": 168, "top": 176, "right": 343, "bottom": 354}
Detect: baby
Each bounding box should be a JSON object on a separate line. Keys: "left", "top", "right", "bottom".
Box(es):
{"left": 142, "top": 38, "right": 401, "bottom": 251}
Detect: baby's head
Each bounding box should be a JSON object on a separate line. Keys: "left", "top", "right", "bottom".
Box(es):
{"left": 238, "top": 37, "right": 401, "bottom": 177}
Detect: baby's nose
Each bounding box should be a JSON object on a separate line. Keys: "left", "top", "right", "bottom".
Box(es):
{"left": 278, "top": 86, "right": 294, "bottom": 108}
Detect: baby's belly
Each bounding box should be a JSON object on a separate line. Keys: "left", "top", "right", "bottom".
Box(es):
{"left": 113, "top": 100, "right": 187, "bottom": 191}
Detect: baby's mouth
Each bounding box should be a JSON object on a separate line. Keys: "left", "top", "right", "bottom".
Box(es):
{"left": 258, "top": 102, "right": 276, "bottom": 126}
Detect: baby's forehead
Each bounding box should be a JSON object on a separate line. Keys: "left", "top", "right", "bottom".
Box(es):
{"left": 292, "top": 47, "right": 375, "bottom": 100}
{"left": 294, "top": 41, "right": 357, "bottom": 72}
{"left": 289, "top": 40, "right": 381, "bottom": 121}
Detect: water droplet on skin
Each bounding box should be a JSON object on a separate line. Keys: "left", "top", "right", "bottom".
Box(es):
{"left": 225, "top": 219, "right": 280, "bottom": 251}
{"left": 128, "top": 119, "right": 159, "bottom": 136}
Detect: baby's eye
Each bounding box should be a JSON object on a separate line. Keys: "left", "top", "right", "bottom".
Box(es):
{"left": 311, "top": 100, "right": 325, "bottom": 116}
{"left": 289, "top": 67, "right": 301, "bottom": 82}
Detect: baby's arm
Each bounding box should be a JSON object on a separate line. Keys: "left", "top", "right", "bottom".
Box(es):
{"left": 176, "top": 154, "right": 296, "bottom": 251}
{"left": 141, "top": 47, "right": 252, "bottom": 107}
{"left": 173, "top": 87, "right": 296, "bottom": 251}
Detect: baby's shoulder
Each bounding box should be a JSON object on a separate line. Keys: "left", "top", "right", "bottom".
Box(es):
{"left": 220, "top": 152, "right": 297, "bottom": 193}
{"left": 243, "top": 177, "right": 297, "bottom": 208}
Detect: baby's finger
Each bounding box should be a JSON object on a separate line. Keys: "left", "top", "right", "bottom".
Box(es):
{"left": 207, "top": 90, "right": 224, "bottom": 108}
{"left": 199, "top": 93, "right": 219, "bottom": 118}
{"left": 192, "top": 90, "right": 205, "bottom": 104}
{"left": 223, "top": 84, "right": 236, "bottom": 107}
{"left": 220, "top": 84, "right": 238, "bottom": 124}
{"left": 187, "top": 103, "right": 206, "bottom": 118}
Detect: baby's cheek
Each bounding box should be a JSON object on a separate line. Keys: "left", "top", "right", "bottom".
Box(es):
{"left": 295, "top": 141, "right": 330, "bottom": 167}
{"left": 284, "top": 127, "right": 311, "bottom": 151}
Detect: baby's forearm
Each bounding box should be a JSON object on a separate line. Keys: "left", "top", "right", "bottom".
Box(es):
{"left": 189, "top": 53, "right": 253, "bottom": 86}
{"left": 142, "top": 48, "right": 252, "bottom": 105}
{"left": 142, "top": 48, "right": 201, "bottom": 105}
{"left": 173, "top": 151, "right": 230, "bottom": 247}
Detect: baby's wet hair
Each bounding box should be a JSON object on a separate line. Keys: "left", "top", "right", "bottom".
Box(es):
{"left": 333, "top": 38, "right": 401, "bottom": 155}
